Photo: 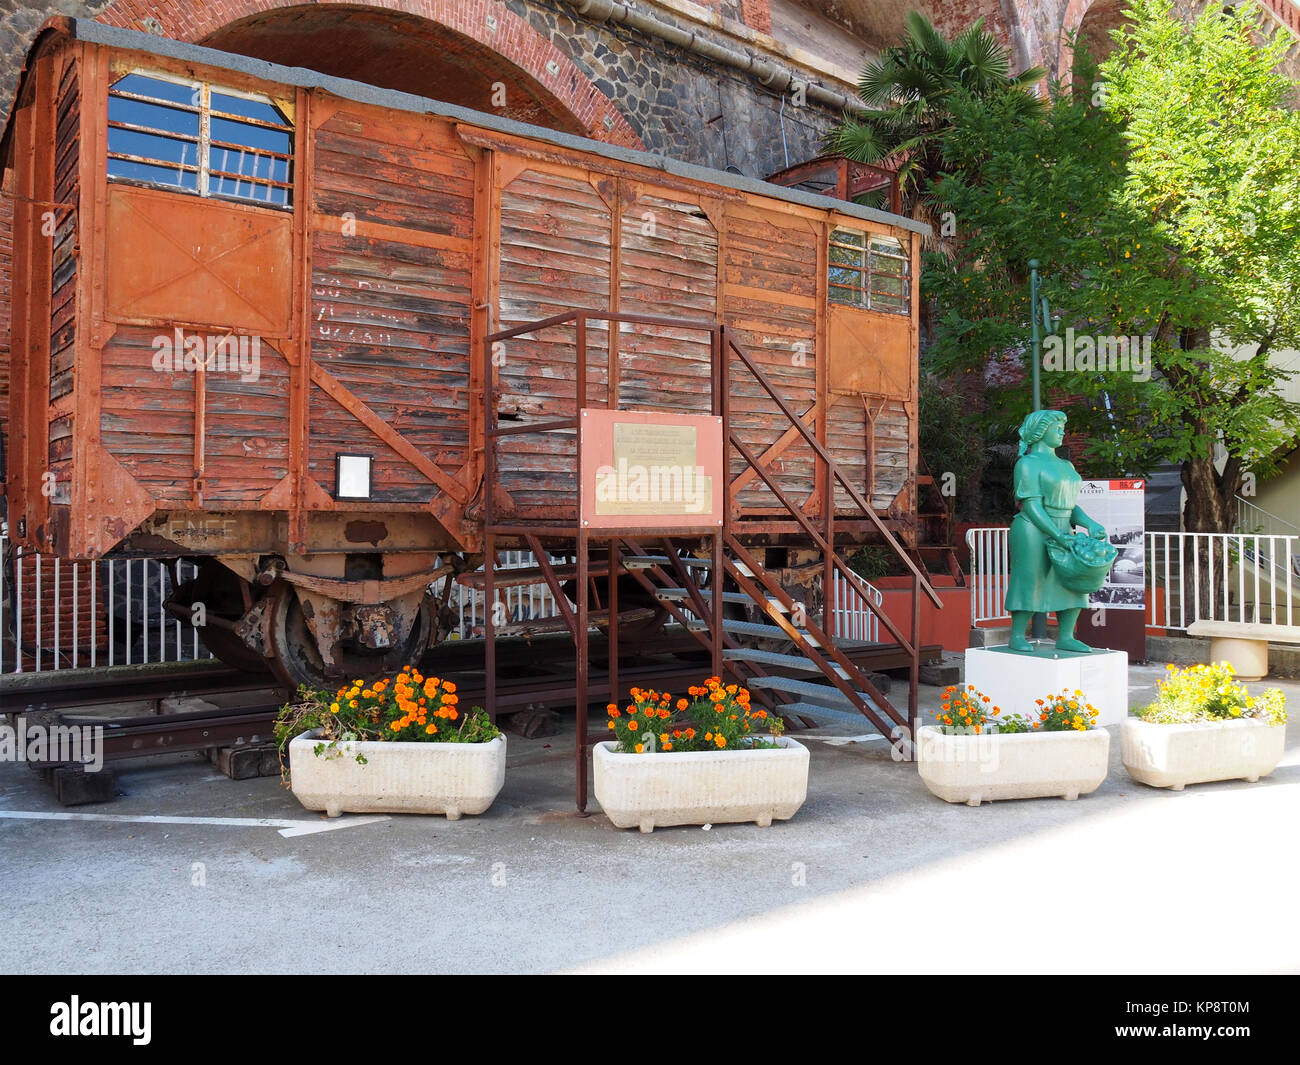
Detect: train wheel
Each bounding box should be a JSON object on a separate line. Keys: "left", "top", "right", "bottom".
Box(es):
{"left": 173, "top": 561, "right": 271, "bottom": 675}
{"left": 263, "top": 582, "right": 433, "bottom": 692}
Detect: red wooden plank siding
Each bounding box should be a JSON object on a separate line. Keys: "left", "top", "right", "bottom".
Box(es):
{"left": 616, "top": 191, "right": 717, "bottom": 415}
{"left": 496, "top": 167, "right": 612, "bottom": 510}
{"left": 308, "top": 109, "right": 474, "bottom": 503}
{"left": 100, "top": 326, "right": 195, "bottom": 502}
{"left": 722, "top": 205, "right": 820, "bottom": 510}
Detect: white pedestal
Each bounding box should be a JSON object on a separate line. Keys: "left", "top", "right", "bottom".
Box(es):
{"left": 964, "top": 644, "right": 1129, "bottom": 728}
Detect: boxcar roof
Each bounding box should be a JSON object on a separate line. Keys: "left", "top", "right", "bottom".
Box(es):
{"left": 4, "top": 17, "right": 930, "bottom": 237}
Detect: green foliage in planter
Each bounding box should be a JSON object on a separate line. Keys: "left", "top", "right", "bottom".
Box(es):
{"left": 275, "top": 668, "right": 501, "bottom": 778}
{"left": 1138, "top": 663, "right": 1286, "bottom": 726}
{"left": 606, "top": 677, "right": 785, "bottom": 753}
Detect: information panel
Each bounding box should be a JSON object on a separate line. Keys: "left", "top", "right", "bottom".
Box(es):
{"left": 1078, "top": 478, "right": 1146, "bottom": 611}
{"left": 578, "top": 409, "right": 724, "bottom": 530}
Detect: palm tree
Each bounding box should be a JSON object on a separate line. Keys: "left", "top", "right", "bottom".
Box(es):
{"left": 827, "top": 12, "right": 1046, "bottom": 228}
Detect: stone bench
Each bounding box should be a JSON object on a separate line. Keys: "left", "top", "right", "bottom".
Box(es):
{"left": 1186, "top": 620, "right": 1300, "bottom": 680}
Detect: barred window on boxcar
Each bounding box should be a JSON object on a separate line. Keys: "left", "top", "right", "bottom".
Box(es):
{"left": 107, "top": 72, "right": 293, "bottom": 209}
{"left": 828, "top": 229, "right": 910, "bottom": 315}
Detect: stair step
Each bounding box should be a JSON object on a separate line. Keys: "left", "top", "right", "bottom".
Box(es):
{"left": 718, "top": 619, "right": 821, "bottom": 646}
{"left": 656, "top": 588, "right": 787, "bottom": 611}
{"left": 774, "top": 702, "right": 895, "bottom": 732}
{"left": 722, "top": 647, "right": 850, "bottom": 678}
{"left": 621, "top": 554, "right": 712, "bottom": 571}
{"left": 748, "top": 675, "right": 883, "bottom": 710}
{"left": 458, "top": 561, "right": 607, "bottom": 590}
{"left": 623, "top": 555, "right": 755, "bottom": 578}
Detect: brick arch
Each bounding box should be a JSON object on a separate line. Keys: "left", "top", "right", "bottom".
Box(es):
{"left": 96, "top": 0, "right": 644, "bottom": 148}
{"left": 1059, "top": 0, "right": 1133, "bottom": 82}
{"left": 1058, "top": 0, "right": 1094, "bottom": 81}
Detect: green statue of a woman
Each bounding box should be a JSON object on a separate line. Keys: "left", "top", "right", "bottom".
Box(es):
{"left": 1005, "top": 409, "right": 1113, "bottom": 654}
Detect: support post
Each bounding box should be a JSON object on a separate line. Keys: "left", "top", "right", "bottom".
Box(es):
{"left": 1029, "top": 259, "right": 1047, "bottom": 642}
{"left": 909, "top": 571, "right": 921, "bottom": 757}
{"left": 608, "top": 537, "right": 619, "bottom": 719}
{"left": 485, "top": 533, "right": 497, "bottom": 722}
{"left": 576, "top": 529, "right": 589, "bottom": 813}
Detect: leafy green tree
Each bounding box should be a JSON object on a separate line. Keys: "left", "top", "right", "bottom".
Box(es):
{"left": 826, "top": 10, "right": 1044, "bottom": 226}
{"left": 924, "top": 0, "right": 1300, "bottom": 537}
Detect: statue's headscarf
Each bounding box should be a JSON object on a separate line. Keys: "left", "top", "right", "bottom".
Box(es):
{"left": 1017, "top": 409, "right": 1067, "bottom": 456}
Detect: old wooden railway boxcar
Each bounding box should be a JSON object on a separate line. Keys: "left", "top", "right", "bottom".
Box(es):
{"left": 2, "top": 19, "right": 930, "bottom": 690}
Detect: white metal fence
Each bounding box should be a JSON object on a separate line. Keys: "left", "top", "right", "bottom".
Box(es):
{"left": 966, "top": 526, "right": 1011, "bottom": 626}
{"left": 832, "top": 569, "right": 883, "bottom": 642}
{"left": 449, "top": 550, "right": 567, "bottom": 638}
{"left": 0, "top": 540, "right": 888, "bottom": 674}
{"left": 965, "top": 525, "right": 1300, "bottom": 632}
{"left": 1147, "top": 531, "right": 1297, "bottom": 630}
{"left": 0, "top": 534, "right": 209, "bottom": 673}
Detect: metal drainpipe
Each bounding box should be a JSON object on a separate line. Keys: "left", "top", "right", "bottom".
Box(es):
{"left": 573, "top": 0, "right": 859, "bottom": 112}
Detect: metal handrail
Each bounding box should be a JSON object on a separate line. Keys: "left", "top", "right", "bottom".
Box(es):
{"left": 725, "top": 336, "right": 941, "bottom": 607}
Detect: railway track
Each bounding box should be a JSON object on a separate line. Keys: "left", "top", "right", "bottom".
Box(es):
{"left": 1, "top": 630, "right": 941, "bottom": 801}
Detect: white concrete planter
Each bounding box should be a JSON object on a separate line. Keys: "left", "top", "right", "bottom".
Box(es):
{"left": 1121, "top": 716, "right": 1286, "bottom": 791}
{"left": 288, "top": 730, "right": 506, "bottom": 818}
{"left": 917, "top": 725, "right": 1110, "bottom": 806}
{"left": 593, "top": 737, "right": 809, "bottom": 832}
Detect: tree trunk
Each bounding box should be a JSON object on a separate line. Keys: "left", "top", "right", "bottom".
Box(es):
{"left": 1180, "top": 454, "right": 1235, "bottom": 535}
{"left": 1181, "top": 452, "right": 1241, "bottom": 625}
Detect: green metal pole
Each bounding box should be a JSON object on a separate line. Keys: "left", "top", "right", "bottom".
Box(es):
{"left": 1029, "top": 259, "right": 1042, "bottom": 414}
{"left": 1028, "top": 259, "right": 1046, "bottom": 641}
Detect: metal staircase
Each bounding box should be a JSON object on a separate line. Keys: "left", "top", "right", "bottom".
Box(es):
{"left": 481, "top": 310, "right": 942, "bottom": 809}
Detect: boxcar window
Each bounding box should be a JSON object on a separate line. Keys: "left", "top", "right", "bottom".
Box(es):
{"left": 107, "top": 72, "right": 293, "bottom": 209}
{"left": 828, "top": 228, "right": 910, "bottom": 315}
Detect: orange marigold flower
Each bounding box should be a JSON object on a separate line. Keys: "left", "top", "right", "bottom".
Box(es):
{"left": 634, "top": 743, "right": 644, "bottom": 754}
{"left": 676, "top": 699, "right": 688, "bottom": 711}
{"left": 426, "top": 723, "right": 437, "bottom": 735}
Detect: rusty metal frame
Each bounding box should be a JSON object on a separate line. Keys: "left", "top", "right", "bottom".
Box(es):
{"left": 482, "top": 309, "right": 936, "bottom": 809}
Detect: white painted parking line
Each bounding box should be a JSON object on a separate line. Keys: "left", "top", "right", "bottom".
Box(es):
{"left": 0, "top": 809, "right": 389, "bottom": 837}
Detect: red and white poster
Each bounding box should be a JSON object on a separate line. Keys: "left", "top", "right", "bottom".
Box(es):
{"left": 1077, "top": 478, "right": 1146, "bottom": 611}
{"left": 1076, "top": 478, "right": 1146, "bottom": 660}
